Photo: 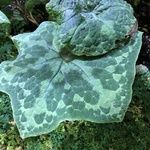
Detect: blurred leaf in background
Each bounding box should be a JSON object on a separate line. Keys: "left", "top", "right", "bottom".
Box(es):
{"left": 25, "top": 0, "right": 49, "bottom": 12}
{"left": 127, "top": 0, "right": 141, "bottom": 7}
{"left": 0, "top": 0, "right": 11, "bottom": 8}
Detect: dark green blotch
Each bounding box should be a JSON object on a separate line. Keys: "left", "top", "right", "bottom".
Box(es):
{"left": 115, "top": 94, "right": 122, "bottom": 101}
{"left": 15, "top": 85, "right": 21, "bottom": 92}
{"left": 18, "top": 77, "right": 27, "bottom": 83}
{"left": 32, "top": 127, "right": 41, "bottom": 133}
{"left": 29, "top": 45, "right": 47, "bottom": 57}
{"left": 72, "top": 101, "right": 85, "bottom": 110}
{"left": 23, "top": 68, "right": 36, "bottom": 79}
{"left": 92, "top": 68, "right": 103, "bottom": 79}
{"left": 13, "top": 61, "right": 26, "bottom": 67}
{"left": 119, "top": 76, "right": 127, "bottom": 84}
{"left": 25, "top": 58, "right": 37, "bottom": 64}
{"left": 45, "top": 115, "right": 53, "bottom": 122}
{"left": 53, "top": 78, "right": 65, "bottom": 89}
{"left": 68, "top": 107, "right": 81, "bottom": 118}
{"left": 74, "top": 88, "right": 85, "bottom": 97}
{"left": 14, "top": 110, "right": 22, "bottom": 116}
{"left": 63, "top": 92, "right": 74, "bottom": 106}
{"left": 99, "top": 59, "right": 117, "bottom": 68}
{"left": 101, "top": 78, "right": 119, "bottom": 91}
{"left": 31, "top": 86, "right": 40, "bottom": 98}
{"left": 99, "top": 114, "right": 107, "bottom": 121}
{"left": 69, "top": 78, "right": 93, "bottom": 99}
{"left": 42, "top": 123, "right": 50, "bottom": 130}
{"left": 114, "top": 66, "right": 125, "bottom": 74}
{"left": 4, "top": 66, "right": 12, "bottom": 72}
{"left": 11, "top": 94, "right": 21, "bottom": 108}
{"left": 65, "top": 70, "right": 83, "bottom": 85}
{"left": 24, "top": 80, "right": 36, "bottom": 90}
{"left": 20, "top": 114, "right": 27, "bottom": 122}
{"left": 37, "top": 64, "right": 53, "bottom": 80}
{"left": 100, "top": 106, "right": 110, "bottom": 114}
{"left": 56, "top": 107, "right": 66, "bottom": 116}
{"left": 46, "top": 98, "right": 58, "bottom": 112}
{"left": 54, "top": 88, "right": 65, "bottom": 101}
{"left": 11, "top": 73, "right": 24, "bottom": 83}
{"left": 11, "top": 76, "right": 19, "bottom": 83}
{"left": 18, "top": 89, "right": 24, "bottom": 99}
{"left": 82, "top": 81, "right": 93, "bottom": 91}
{"left": 92, "top": 68, "right": 112, "bottom": 80}
{"left": 111, "top": 114, "right": 120, "bottom": 120}
{"left": 13, "top": 58, "right": 37, "bottom": 67}
{"left": 120, "top": 90, "right": 128, "bottom": 97}
{"left": 27, "top": 126, "right": 34, "bottom": 132}
{"left": 24, "top": 95, "right": 35, "bottom": 109}
{"left": 84, "top": 91, "right": 99, "bottom": 105}
{"left": 75, "top": 108, "right": 94, "bottom": 120}
{"left": 80, "top": 108, "right": 90, "bottom": 118}
{"left": 113, "top": 98, "right": 122, "bottom": 108}
{"left": 1, "top": 78, "right": 7, "bottom": 83}
{"left": 94, "top": 109, "right": 101, "bottom": 116}
{"left": 87, "top": 108, "right": 95, "bottom": 118}
{"left": 34, "top": 112, "right": 46, "bottom": 124}
{"left": 13, "top": 102, "right": 21, "bottom": 111}
{"left": 19, "top": 124, "right": 25, "bottom": 130}
{"left": 120, "top": 58, "right": 127, "bottom": 64}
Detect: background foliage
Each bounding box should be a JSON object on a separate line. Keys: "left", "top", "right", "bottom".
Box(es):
{"left": 0, "top": 0, "right": 150, "bottom": 149}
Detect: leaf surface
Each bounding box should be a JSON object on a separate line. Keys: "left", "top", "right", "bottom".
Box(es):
{"left": 0, "top": 21, "right": 142, "bottom": 138}
{"left": 47, "top": 0, "right": 137, "bottom": 56}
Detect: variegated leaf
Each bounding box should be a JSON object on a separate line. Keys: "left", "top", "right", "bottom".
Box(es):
{"left": 0, "top": 21, "right": 142, "bottom": 138}
{"left": 0, "top": 11, "right": 10, "bottom": 37}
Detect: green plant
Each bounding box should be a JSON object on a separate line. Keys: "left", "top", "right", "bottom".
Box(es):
{"left": 0, "top": 0, "right": 11, "bottom": 9}
{"left": 0, "top": 11, "right": 10, "bottom": 37}
{"left": 0, "top": 0, "right": 143, "bottom": 138}
{"left": 25, "top": 0, "right": 49, "bottom": 12}
{"left": 0, "top": 11, "right": 17, "bottom": 65}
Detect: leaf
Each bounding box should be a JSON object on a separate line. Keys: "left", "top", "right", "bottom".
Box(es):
{"left": 0, "top": 20, "right": 142, "bottom": 138}
{"left": 0, "top": 11, "right": 10, "bottom": 38}
{"left": 47, "top": 0, "right": 137, "bottom": 56}
{"left": 25, "top": 0, "right": 49, "bottom": 12}
{"left": 0, "top": 0, "right": 11, "bottom": 8}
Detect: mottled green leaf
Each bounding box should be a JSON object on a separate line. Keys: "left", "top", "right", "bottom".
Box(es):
{"left": 0, "top": 11, "right": 10, "bottom": 37}
{"left": 0, "top": 1, "right": 143, "bottom": 139}
{"left": 47, "top": 0, "right": 137, "bottom": 56}
{"left": 0, "top": 20, "right": 142, "bottom": 138}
